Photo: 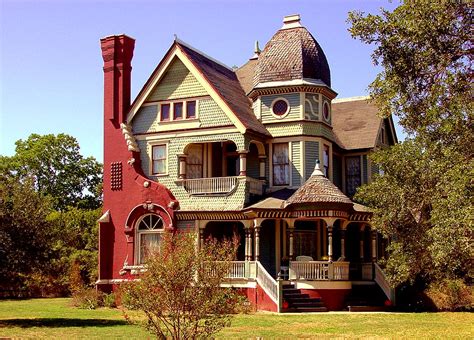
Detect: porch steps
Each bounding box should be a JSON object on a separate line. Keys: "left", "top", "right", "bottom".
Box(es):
{"left": 282, "top": 284, "right": 328, "bottom": 313}
{"left": 345, "top": 282, "right": 387, "bottom": 312}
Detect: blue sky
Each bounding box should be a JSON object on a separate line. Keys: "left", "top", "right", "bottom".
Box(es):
{"left": 0, "top": 0, "right": 401, "bottom": 162}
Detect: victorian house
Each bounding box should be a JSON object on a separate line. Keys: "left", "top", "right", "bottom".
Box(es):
{"left": 98, "top": 15, "right": 397, "bottom": 312}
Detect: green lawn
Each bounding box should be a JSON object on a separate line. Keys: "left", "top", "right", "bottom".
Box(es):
{"left": 0, "top": 298, "right": 472, "bottom": 339}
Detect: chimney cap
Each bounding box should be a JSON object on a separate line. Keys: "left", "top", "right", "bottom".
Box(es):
{"left": 281, "top": 14, "right": 302, "bottom": 29}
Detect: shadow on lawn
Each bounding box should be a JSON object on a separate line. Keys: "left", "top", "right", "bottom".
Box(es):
{"left": 0, "top": 318, "right": 128, "bottom": 328}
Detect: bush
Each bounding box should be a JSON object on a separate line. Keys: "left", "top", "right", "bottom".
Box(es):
{"left": 425, "top": 279, "right": 473, "bottom": 311}
{"left": 71, "top": 288, "right": 103, "bottom": 309}
{"left": 103, "top": 293, "right": 117, "bottom": 308}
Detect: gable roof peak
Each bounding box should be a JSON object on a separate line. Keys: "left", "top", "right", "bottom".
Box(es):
{"left": 174, "top": 38, "right": 234, "bottom": 71}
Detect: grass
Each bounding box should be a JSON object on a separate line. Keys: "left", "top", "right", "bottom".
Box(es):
{"left": 0, "top": 298, "right": 472, "bottom": 339}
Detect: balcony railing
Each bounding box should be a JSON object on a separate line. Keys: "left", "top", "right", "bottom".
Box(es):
{"left": 289, "top": 261, "right": 350, "bottom": 281}
{"left": 179, "top": 176, "right": 264, "bottom": 196}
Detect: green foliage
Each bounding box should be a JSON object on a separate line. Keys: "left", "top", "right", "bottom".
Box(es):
{"left": 3, "top": 133, "right": 102, "bottom": 210}
{"left": 121, "top": 232, "right": 243, "bottom": 339}
{"left": 71, "top": 288, "right": 104, "bottom": 310}
{"left": 349, "top": 0, "right": 473, "bottom": 302}
{"left": 0, "top": 176, "right": 54, "bottom": 295}
{"left": 1, "top": 133, "right": 102, "bottom": 296}
{"left": 425, "top": 278, "right": 473, "bottom": 311}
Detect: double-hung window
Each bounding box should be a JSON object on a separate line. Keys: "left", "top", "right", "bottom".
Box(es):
{"left": 152, "top": 144, "right": 167, "bottom": 175}
{"left": 272, "top": 143, "right": 289, "bottom": 186}
{"left": 136, "top": 214, "right": 164, "bottom": 264}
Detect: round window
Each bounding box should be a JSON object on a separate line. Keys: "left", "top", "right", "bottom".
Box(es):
{"left": 323, "top": 102, "right": 330, "bottom": 121}
{"left": 272, "top": 99, "right": 289, "bottom": 117}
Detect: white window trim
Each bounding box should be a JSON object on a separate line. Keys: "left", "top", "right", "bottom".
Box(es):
{"left": 322, "top": 101, "right": 331, "bottom": 123}
{"left": 159, "top": 99, "right": 200, "bottom": 122}
{"left": 149, "top": 142, "right": 169, "bottom": 176}
{"left": 135, "top": 213, "right": 165, "bottom": 265}
{"left": 270, "top": 97, "right": 291, "bottom": 119}
{"left": 271, "top": 142, "right": 290, "bottom": 187}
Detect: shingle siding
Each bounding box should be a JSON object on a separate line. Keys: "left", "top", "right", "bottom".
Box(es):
{"left": 261, "top": 93, "right": 300, "bottom": 123}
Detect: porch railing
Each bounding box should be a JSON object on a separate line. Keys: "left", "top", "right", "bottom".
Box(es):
{"left": 180, "top": 176, "right": 265, "bottom": 196}
{"left": 289, "top": 261, "right": 350, "bottom": 281}
{"left": 374, "top": 263, "right": 396, "bottom": 305}
{"left": 226, "top": 261, "right": 246, "bottom": 279}
{"left": 182, "top": 176, "right": 239, "bottom": 195}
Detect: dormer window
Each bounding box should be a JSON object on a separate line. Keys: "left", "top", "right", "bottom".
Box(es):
{"left": 160, "top": 100, "right": 198, "bottom": 122}
{"left": 271, "top": 98, "right": 290, "bottom": 118}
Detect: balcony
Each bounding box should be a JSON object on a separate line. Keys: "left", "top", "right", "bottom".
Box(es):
{"left": 178, "top": 176, "right": 265, "bottom": 196}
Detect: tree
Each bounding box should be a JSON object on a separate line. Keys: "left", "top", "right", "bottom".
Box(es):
{"left": 348, "top": 0, "right": 473, "bottom": 301}
{"left": 121, "top": 232, "right": 243, "bottom": 339}
{"left": 3, "top": 133, "right": 102, "bottom": 210}
{"left": 0, "top": 175, "right": 54, "bottom": 295}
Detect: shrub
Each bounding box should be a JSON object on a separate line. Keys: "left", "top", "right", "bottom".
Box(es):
{"left": 425, "top": 279, "right": 473, "bottom": 311}
{"left": 103, "top": 292, "right": 117, "bottom": 308}
{"left": 71, "top": 288, "right": 103, "bottom": 309}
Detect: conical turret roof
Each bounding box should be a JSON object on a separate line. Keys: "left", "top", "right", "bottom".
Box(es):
{"left": 285, "top": 162, "right": 352, "bottom": 207}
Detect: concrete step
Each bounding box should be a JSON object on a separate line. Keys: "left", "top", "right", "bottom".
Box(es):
{"left": 283, "top": 292, "right": 310, "bottom": 299}
{"left": 286, "top": 297, "right": 322, "bottom": 303}
{"left": 284, "top": 306, "right": 328, "bottom": 313}
{"left": 291, "top": 301, "right": 326, "bottom": 308}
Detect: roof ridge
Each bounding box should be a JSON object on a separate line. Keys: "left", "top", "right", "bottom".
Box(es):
{"left": 175, "top": 38, "right": 234, "bottom": 72}
{"left": 332, "top": 95, "right": 370, "bottom": 103}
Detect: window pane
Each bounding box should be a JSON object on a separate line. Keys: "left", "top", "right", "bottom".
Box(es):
{"left": 140, "top": 233, "right": 161, "bottom": 264}
{"left": 186, "top": 101, "right": 196, "bottom": 118}
{"left": 161, "top": 104, "right": 170, "bottom": 121}
{"left": 273, "top": 143, "right": 289, "bottom": 185}
{"left": 153, "top": 160, "right": 165, "bottom": 174}
{"left": 186, "top": 144, "right": 203, "bottom": 179}
{"left": 174, "top": 102, "right": 183, "bottom": 120}
{"left": 346, "top": 156, "right": 361, "bottom": 197}
{"left": 323, "top": 145, "right": 329, "bottom": 177}
{"left": 153, "top": 145, "right": 166, "bottom": 160}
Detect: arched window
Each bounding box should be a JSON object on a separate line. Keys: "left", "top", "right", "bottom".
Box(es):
{"left": 136, "top": 214, "right": 164, "bottom": 264}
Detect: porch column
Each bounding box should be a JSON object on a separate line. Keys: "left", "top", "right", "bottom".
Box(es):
{"left": 286, "top": 219, "right": 295, "bottom": 260}
{"left": 199, "top": 227, "right": 205, "bottom": 250}
{"left": 371, "top": 228, "right": 377, "bottom": 262}
{"left": 323, "top": 218, "right": 337, "bottom": 262}
{"left": 341, "top": 220, "right": 349, "bottom": 261}
{"left": 245, "top": 227, "right": 253, "bottom": 261}
{"left": 258, "top": 155, "right": 266, "bottom": 180}
{"left": 359, "top": 224, "right": 366, "bottom": 261}
{"left": 254, "top": 225, "right": 261, "bottom": 261}
{"left": 178, "top": 154, "right": 187, "bottom": 179}
{"left": 327, "top": 225, "right": 333, "bottom": 261}
{"left": 238, "top": 150, "right": 248, "bottom": 176}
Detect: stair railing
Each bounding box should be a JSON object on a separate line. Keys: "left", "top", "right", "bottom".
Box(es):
{"left": 374, "top": 263, "right": 396, "bottom": 305}
{"left": 256, "top": 261, "right": 281, "bottom": 312}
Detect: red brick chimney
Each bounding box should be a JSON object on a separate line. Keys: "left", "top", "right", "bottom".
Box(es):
{"left": 100, "top": 35, "right": 135, "bottom": 124}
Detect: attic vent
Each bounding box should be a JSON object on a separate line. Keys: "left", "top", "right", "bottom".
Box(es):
{"left": 281, "top": 14, "right": 302, "bottom": 29}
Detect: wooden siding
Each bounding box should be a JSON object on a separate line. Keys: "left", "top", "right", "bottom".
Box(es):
{"left": 304, "top": 93, "right": 320, "bottom": 121}
{"left": 291, "top": 141, "right": 302, "bottom": 186}
{"left": 132, "top": 105, "right": 158, "bottom": 134}
{"left": 305, "top": 141, "right": 319, "bottom": 180}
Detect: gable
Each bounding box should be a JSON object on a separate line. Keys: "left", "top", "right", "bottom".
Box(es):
{"left": 146, "top": 58, "right": 207, "bottom": 102}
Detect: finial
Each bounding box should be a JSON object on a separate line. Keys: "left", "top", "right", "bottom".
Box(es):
{"left": 174, "top": 34, "right": 178, "bottom": 41}
{"left": 311, "top": 160, "right": 324, "bottom": 177}
{"left": 250, "top": 40, "right": 261, "bottom": 60}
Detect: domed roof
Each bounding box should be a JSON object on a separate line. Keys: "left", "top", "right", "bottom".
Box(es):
{"left": 253, "top": 15, "right": 331, "bottom": 88}
{"left": 285, "top": 162, "right": 352, "bottom": 208}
